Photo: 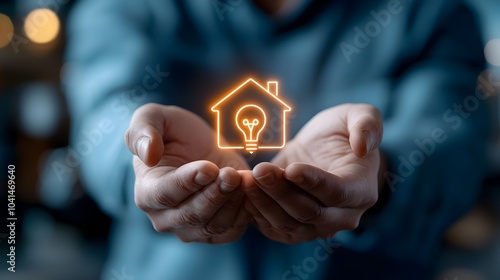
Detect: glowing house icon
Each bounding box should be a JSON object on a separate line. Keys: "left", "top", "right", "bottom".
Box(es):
{"left": 211, "top": 78, "right": 292, "bottom": 153}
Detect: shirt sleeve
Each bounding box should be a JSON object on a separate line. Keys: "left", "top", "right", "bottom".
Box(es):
{"left": 342, "top": 1, "right": 491, "bottom": 263}
{"left": 63, "top": 0, "right": 175, "bottom": 218}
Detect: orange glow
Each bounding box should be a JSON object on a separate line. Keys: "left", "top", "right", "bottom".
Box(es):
{"left": 211, "top": 78, "right": 292, "bottom": 153}
{"left": 0, "top": 13, "right": 14, "bottom": 48}
{"left": 24, "top": 9, "right": 60, "bottom": 44}
{"left": 235, "top": 104, "right": 267, "bottom": 153}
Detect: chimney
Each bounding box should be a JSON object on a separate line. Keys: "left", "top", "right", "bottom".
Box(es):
{"left": 267, "top": 81, "right": 278, "bottom": 96}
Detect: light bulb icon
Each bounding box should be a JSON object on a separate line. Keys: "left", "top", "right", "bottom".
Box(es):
{"left": 235, "top": 104, "right": 267, "bottom": 153}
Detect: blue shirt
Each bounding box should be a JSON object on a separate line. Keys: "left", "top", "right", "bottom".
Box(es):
{"left": 64, "top": 0, "right": 489, "bottom": 279}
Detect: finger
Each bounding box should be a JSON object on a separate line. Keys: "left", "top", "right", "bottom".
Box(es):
{"left": 284, "top": 162, "right": 362, "bottom": 208}
{"left": 173, "top": 204, "right": 250, "bottom": 244}
{"left": 244, "top": 199, "right": 279, "bottom": 236}
{"left": 208, "top": 205, "right": 251, "bottom": 244}
{"left": 205, "top": 191, "right": 244, "bottom": 234}
{"left": 245, "top": 199, "right": 271, "bottom": 228}
{"left": 346, "top": 104, "right": 383, "bottom": 158}
{"left": 209, "top": 203, "right": 252, "bottom": 243}
{"left": 135, "top": 160, "right": 219, "bottom": 211}
{"left": 153, "top": 168, "right": 240, "bottom": 229}
{"left": 319, "top": 207, "right": 363, "bottom": 232}
{"left": 125, "top": 104, "right": 215, "bottom": 166}
{"left": 198, "top": 191, "right": 248, "bottom": 236}
{"left": 202, "top": 169, "right": 245, "bottom": 234}
{"left": 231, "top": 202, "right": 253, "bottom": 230}
{"left": 125, "top": 103, "right": 166, "bottom": 166}
{"left": 246, "top": 199, "right": 309, "bottom": 244}
{"left": 249, "top": 203, "right": 361, "bottom": 240}
{"left": 253, "top": 163, "right": 325, "bottom": 224}
{"left": 241, "top": 168, "right": 305, "bottom": 234}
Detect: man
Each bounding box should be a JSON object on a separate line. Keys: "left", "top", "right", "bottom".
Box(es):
{"left": 64, "top": 0, "right": 489, "bottom": 279}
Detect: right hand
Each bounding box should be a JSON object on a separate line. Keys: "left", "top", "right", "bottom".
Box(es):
{"left": 125, "top": 103, "right": 251, "bottom": 243}
{"left": 241, "top": 104, "right": 382, "bottom": 243}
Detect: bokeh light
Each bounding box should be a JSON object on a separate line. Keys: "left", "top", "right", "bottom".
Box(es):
{"left": 24, "top": 9, "right": 60, "bottom": 44}
{"left": 484, "top": 39, "right": 500, "bottom": 67}
{"left": 0, "top": 13, "right": 14, "bottom": 48}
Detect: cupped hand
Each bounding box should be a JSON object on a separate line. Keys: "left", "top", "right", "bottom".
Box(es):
{"left": 125, "top": 103, "right": 251, "bottom": 243}
{"left": 241, "top": 104, "right": 383, "bottom": 243}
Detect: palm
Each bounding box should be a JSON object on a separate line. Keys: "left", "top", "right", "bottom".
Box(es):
{"left": 273, "top": 106, "right": 379, "bottom": 179}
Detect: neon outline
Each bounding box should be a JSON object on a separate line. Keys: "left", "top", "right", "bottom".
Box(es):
{"left": 211, "top": 78, "right": 292, "bottom": 151}
{"left": 267, "top": 81, "right": 278, "bottom": 96}
{"left": 235, "top": 104, "right": 267, "bottom": 153}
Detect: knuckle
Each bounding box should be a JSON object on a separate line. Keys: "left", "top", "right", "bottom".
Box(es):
{"left": 154, "top": 190, "right": 178, "bottom": 209}
{"left": 134, "top": 186, "right": 154, "bottom": 211}
{"left": 177, "top": 180, "right": 197, "bottom": 195}
{"left": 296, "top": 205, "right": 323, "bottom": 224}
{"left": 202, "top": 223, "right": 228, "bottom": 236}
{"left": 225, "top": 194, "right": 244, "bottom": 209}
{"left": 178, "top": 208, "right": 208, "bottom": 226}
{"left": 176, "top": 234, "right": 195, "bottom": 243}
{"left": 212, "top": 231, "right": 242, "bottom": 244}
{"left": 271, "top": 187, "right": 290, "bottom": 202}
{"left": 151, "top": 182, "right": 179, "bottom": 208}
{"left": 249, "top": 193, "right": 268, "bottom": 207}
{"left": 202, "top": 189, "right": 226, "bottom": 208}
{"left": 364, "top": 191, "right": 378, "bottom": 208}
{"left": 177, "top": 233, "right": 217, "bottom": 244}
{"left": 339, "top": 188, "right": 352, "bottom": 203}
{"left": 150, "top": 219, "right": 173, "bottom": 233}
{"left": 137, "top": 181, "right": 179, "bottom": 210}
{"left": 341, "top": 217, "right": 360, "bottom": 231}
{"left": 309, "top": 173, "right": 326, "bottom": 192}
{"left": 134, "top": 196, "right": 149, "bottom": 211}
{"left": 276, "top": 223, "right": 297, "bottom": 233}
{"left": 173, "top": 173, "right": 200, "bottom": 194}
{"left": 332, "top": 186, "right": 354, "bottom": 206}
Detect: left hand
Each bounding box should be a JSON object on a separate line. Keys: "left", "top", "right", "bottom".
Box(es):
{"left": 241, "top": 104, "right": 383, "bottom": 244}
{"left": 125, "top": 104, "right": 251, "bottom": 244}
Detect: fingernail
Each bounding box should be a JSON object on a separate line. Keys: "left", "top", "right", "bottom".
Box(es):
{"left": 195, "top": 172, "right": 215, "bottom": 185}
{"left": 255, "top": 172, "right": 275, "bottom": 188}
{"left": 362, "top": 130, "right": 375, "bottom": 152}
{"left": 137, "top": 137, "right": 150, "bottom": 160}
{"left": 220, "top": 181, "right": 238, "bottom": 194}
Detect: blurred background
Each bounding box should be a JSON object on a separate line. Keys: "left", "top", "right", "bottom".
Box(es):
{"left": 0, "top": 0, "right": 499, "bottom": 279}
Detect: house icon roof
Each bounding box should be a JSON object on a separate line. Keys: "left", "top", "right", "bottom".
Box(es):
{"left": 211, "top": 78, "right": 292, "bottom": 112}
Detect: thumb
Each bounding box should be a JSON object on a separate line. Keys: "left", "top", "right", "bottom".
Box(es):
{"left": 346, "top": 104, "right": 383, "bottom": 158}
{"left": 125, "top": 103, "right": 165, "bottom": 166}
